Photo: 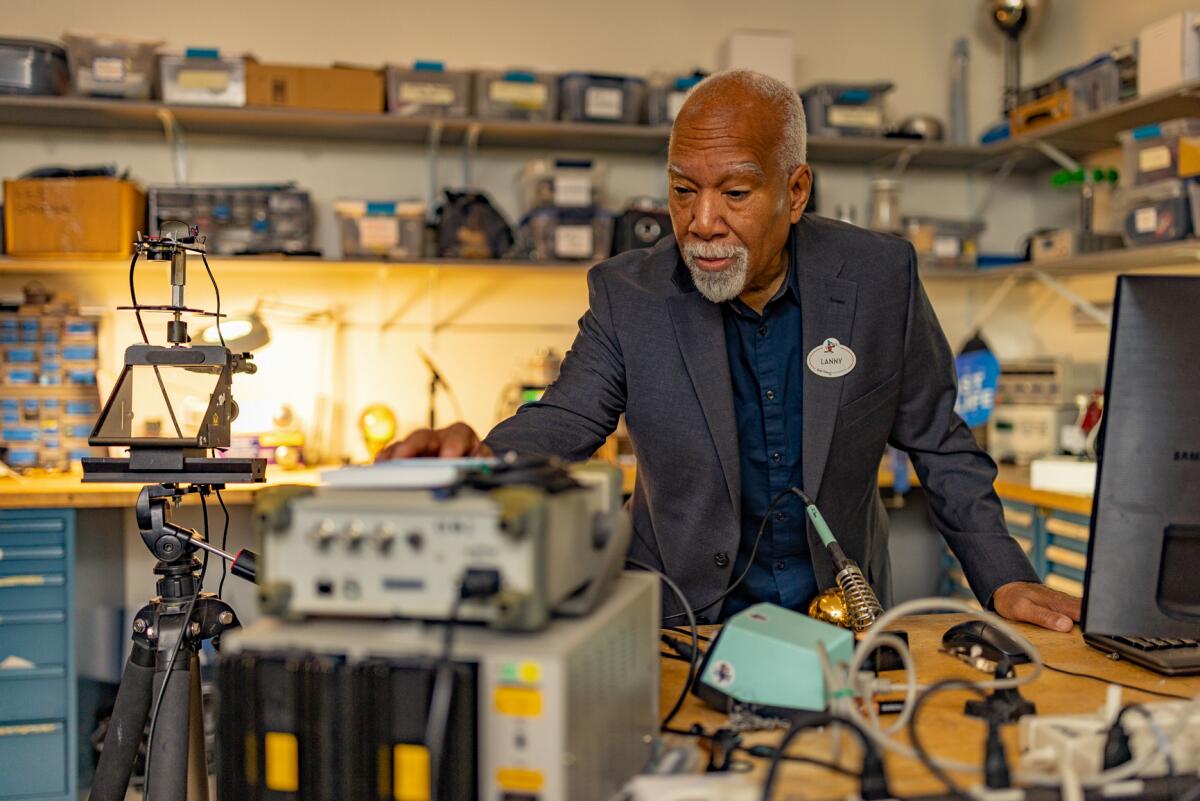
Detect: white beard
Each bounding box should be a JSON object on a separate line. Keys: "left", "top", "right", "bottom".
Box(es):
{"left": 681, "top": 242, "right": 750, "bottom": 303}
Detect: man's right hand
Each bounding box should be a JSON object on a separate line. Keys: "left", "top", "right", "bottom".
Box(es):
{"left": 374, "top": 422, "right": 493, "bottom": 461}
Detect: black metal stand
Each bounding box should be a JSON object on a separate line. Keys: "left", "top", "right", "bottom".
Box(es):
{"left": 88, "top": 485, "right": 257, "bottom": 801}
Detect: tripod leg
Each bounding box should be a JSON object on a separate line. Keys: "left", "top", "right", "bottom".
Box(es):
{"left": 187, "top": 657, "right": 210, "bottom": 801}
{"left": 146, "top": 652, "right": 193, "bottom": 801}
{"left": 90, "top": 642, "right": 156, "bottom": 801}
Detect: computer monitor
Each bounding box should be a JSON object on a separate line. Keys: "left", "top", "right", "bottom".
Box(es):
{"left": 1082, "top": 275, "right": 1200, "bottom": 639}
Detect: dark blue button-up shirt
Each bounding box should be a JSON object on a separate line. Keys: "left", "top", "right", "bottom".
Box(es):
{"left": 720, "top": 258, "right": 817, "bottom": 618}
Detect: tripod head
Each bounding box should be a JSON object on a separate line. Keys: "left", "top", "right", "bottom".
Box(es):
{"left": 137, "top": 483, "right": 258, "bottom": 583}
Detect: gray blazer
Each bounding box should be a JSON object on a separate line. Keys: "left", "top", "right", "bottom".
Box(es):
{"left": 486, "top": 214, "right": 1039, "bottom": 618}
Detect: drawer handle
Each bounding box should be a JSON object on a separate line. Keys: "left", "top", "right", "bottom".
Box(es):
{"left": 0, "top": 610, "right": 67, "bottom": 625}
{"left": 0, "top": 520, "right": 66, "bottom": 534}
{"left": 0, "top": 546, "right": 66, "bottom": 561}
{"left": 0, "top": 722, "right": 60, "bottom": 737}
{"left": 0, "top": 574, "right": 64, "bottom": 589}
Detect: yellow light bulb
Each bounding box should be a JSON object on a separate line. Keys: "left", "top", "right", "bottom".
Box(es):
{"left": 359, "top": 404, "right": 398, "bottom": 460}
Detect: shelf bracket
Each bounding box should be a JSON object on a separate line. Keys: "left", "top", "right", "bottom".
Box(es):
{"left": 426, "top": 119, "right": 445, "bottom": 220}
{"left": 462, "top": 122, "right": 482, "bottom": 187}
{"left": 972, "top": 152, "right": 1022, "bottom": 219}
{"left": 1032, "top": 140, "right": 1080, "bottom": 173}
{"left": 1029, "top": 269, "right": 1112, "bottom": 328}
{"left": 956, "top": 271, "right": 1022, "bottom": 350}
{"left": 155, "top": 108, "right": 188, "bottom": 184}
{"left": 891, "top": 143, "right": 920, "bottom": 177}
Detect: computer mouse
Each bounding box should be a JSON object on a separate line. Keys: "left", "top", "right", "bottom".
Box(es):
{"left": 941, "top": 620, "right": 1030, "bottom": 665}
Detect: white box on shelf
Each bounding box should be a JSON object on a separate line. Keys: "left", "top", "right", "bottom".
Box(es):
{"left": 717, "top": 30, "right": 794, "bottom": 85}
{"left": 1137, "top": 11, "right": 1200, "bottom": 96}
{"left": 1030, "top": 456, "right": 1097, "bottom": 496}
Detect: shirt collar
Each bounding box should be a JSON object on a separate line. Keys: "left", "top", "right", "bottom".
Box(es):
{"left": 726, "top": 226, "right": 800, "bottom": 319}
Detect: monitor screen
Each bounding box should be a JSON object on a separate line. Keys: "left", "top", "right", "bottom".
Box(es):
{"left": 1082, "top": 275, "right": 1200, "bottom": 638}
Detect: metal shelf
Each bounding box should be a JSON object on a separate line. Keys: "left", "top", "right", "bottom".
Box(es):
{"left": 0, "top": 254, "right": 595, "bottom": 276}
{"left": 919, "top": 242, "right": 1200, "bottom": 280}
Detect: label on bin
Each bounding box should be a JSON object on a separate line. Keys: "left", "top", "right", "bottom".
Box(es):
{"left": 933, "top": 235, "right": 961, "bottom": 259}
{"left": 1139, "top": 145, "right": 1172, "bottom": 173}
{"left": 555, "top": 225, "right": 594, "bottom": 259}
{"left": 1135, "top": 207, "right": 1158, "bottom": 233}
{"left": 490, "top": 80, "right": 547, "bottom": 109}
{"left": 177, "top": 68, "right": 231, "bottom": 91}
{"left": 584, "top": 87, "right": 624, "bottom": 120}
{"left": 554, "top": 174, "right": 592, "bottom": 207}
{"left": 358, "top": 217, "right": 401, "bottom": 250}
{"left": 91, "top": 56, "right": 126, "bottom": 83}
{"left": 828, "top": 105, "right": 882, "bottom": 130}
{"left": 400, "top": 82, "right": 456, "bottom": 106}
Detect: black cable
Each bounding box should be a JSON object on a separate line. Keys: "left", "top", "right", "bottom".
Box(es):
{"left": 425, "top": 593, "right": 462, "bottom": 801}
{"left": 761, "top": 711, "right": 884, "bottom": 801}
{"left": 905, "top": 679, "right": 989, "bottom": 801}
{"left": 215, "top": 488, "right": 230, "bottom": 599}
{"left": 200, "top": 252, "right": 226, "bottom": 349}
{"left": 128, "top": 250, "right": 184, "bottom": 438}
{"left": 662, "top": 486, "right": 798, "bottom": 622}
{"left": 627, "top": 557, "right": 698, "bottom": 730}
{"left": 1043, "top": 662, "right": 1192, "bottom": 701}
{"left": 739, "top": 744, "right": 858, "bottom": 778}
{"left": 665, "top": 625, "right": 710, "bottom": 642}
{"left": 142, "top": 491, "right": 210, "bottom": 801}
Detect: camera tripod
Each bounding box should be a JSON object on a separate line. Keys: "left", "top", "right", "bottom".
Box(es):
{"left": 88, "top": 483, "right": 258, "bottom": 801}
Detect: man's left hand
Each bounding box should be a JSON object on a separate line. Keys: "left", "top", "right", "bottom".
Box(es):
{"left": 992, "top": 581, "right": 1082, "bottom": 632}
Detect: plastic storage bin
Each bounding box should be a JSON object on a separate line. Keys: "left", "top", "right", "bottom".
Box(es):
{"left": 801, "top": 82, "right": 893, "bottom": 137}
{"left": 559, "top": 73, "right": 646, "bottom": 124}
{"left": 0, "top": 38, "right": 68, "bottom": 96}
{"left": 62, "top": 32, "right": 162, "bottom": 99}
{"left": 1118, "top": 118, "right": 1200, "bottom": 185}
{"left": 519, "top": 158, "right": 606, "bottom": 215}
{"left": 521, "top": 207, "right": 614, "bottom": 261}
{"left": 903, "top": 216, "right": 985, "bottom": 266}
{"left": 386, "top": 62, "right": 471, "bottom": 117}
{"left": 474, "top": 69, "right": 557, "bottom": 121}
{"left": 148, "top": 184, "right": 313, "bottom": 256}
{"left": 1115, "top": 179, "right": 1193, "bottom": 246}
{"left": 1065, "top": 55, "right": 1120, "bottom": 115}
{"left": 335, "top": 199, "right": 426, "bottom": 260}
{"left": 159, "top": 49, "right": 245, "bottom": 106}
{"left": 647, "top": 73, "right": 705, "bottom": 126}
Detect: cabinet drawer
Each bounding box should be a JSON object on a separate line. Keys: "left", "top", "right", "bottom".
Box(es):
{"left": 0, "top": 610, "right": 67, "bottom": 667}
{"left": 0, "top": 573, "right": 66, "bottom": 612}
{"left": 0, "top": 517, "right": 67, "bottom": 544}
{"left": 0, "top": 543, "right": 65, "bottom": 576}
{"left": 0, "top": 721, "right": 66, "bottom": 798}
{"left": 0, "top": 666, "right": 67, "bottom": 721}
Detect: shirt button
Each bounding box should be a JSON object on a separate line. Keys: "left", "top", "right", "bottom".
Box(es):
{"left": 765, "top": 389, "right": 776, "bottom": 401}
{"left": 714, "top": 551, "right": 730, "bottom": 567}
{"left": 758, "top": 324, "right": 768, "bottom": 336}
{"left": 771, "top": 451, "right": 782, "bottom": 463}
{"left": 775, "top": 560, "right": 786, "bottom": 570}
{"left": 775, "top": 512, "right": 787, "bottom": 522}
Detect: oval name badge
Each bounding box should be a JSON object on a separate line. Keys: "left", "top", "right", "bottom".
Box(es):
{"left": 807, "top": 337, "right": 856, "bottom": 378}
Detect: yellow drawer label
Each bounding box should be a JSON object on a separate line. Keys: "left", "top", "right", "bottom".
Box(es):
{"left": 494, "top": 686, "right": 543, "bottom": 718}
{"left": 393, "top": 743, "right": 431, "bottom": 801}
{"left": 0, "top": 575, "right": 45, "bottom": 588}
{"left": 497, "top": 767, "right": 544, "bottom": 792}
{"left": 264, "top": 731, "right": 299, "bottom": 792}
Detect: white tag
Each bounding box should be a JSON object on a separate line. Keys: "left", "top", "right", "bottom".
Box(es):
{"left": 555, "top": 225, "right": 594, "bottom": 259}
{"left": 92, "top": 56, "right": 126, "bottom": 83}
{"left": 584, "top": 86, "right": 624, "bottom": 119}
{"left": 358, "top": 217, "right": 400, "bottom": 250}
{"left": 553, "top": 174, "right": 592, "bottom": 207}
{"left": 489, "top": 80, "right": 548, "bottom": 108}
{"left": 807, "top": 338, "right": 857, "bottom": 378}
{"left": 1139, "top": 145, "right": 1172, "bottom": 173}
{"left": 1134, "top": 207, "right": 1158, "bottom": 234}
{"left": 933, "top": 235, "right": 961, "bottom": 259}
{"left": 399, "top": 82, "right": 456, "bottom": 106}
{"left": 827, "top": 105, "right": 882, "bottom": 129}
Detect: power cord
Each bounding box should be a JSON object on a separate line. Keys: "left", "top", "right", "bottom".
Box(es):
{"left": 761, "top": 711, "right": 890, "bottom": 801}
{"left": 1042, "top": 662, "right": 1192, "bottom": 701}
{"left": 661, "top": 486, "right": 798, "bottom": 623}
{"left": 142, "top": 489, "right": 211, "bottom": 801}
{"left": 215, "top": 488, "right": 230, "bottom": 600}
{"left": 627, "top": 558, "right": 698, "bottom": 730}
{"left": 905, "top": 679, "right": 991, "bottom": 801}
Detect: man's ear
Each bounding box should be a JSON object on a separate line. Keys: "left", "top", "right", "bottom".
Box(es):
{"left": 788, "top": 164, "right": 812, "bottom": 223}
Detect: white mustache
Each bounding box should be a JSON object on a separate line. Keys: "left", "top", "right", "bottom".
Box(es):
{"left": 683, "top": 242, "right": 747, "bottom": 261}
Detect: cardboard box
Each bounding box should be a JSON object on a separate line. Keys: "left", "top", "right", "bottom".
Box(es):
{"left": 3, "top": 177, "right": 145, "bottom": 258}
{"left": 1138, "top": 11, "right": 1200, "bottom": 96}
{"left": 245, "top": 62, "right": 384, "bottom": 113}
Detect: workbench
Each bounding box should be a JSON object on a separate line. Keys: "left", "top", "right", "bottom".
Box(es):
{"left": 661, "top": 613, "right": 1198, "bottom": 799}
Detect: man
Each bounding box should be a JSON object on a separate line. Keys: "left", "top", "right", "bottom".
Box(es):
{"left": 379, "top": 69, "right": 1081, "bottom": 632}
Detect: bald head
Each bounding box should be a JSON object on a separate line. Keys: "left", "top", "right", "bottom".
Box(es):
{"left": 670, "top": 69, "right": 808, "bottom": 174}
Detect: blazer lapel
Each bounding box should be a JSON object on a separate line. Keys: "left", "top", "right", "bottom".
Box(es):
{"left": 667, "top": 289, "right": 740, "bottom": 515}
{"left": 797, "top": 220, "right": 857, "bottom": 502}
